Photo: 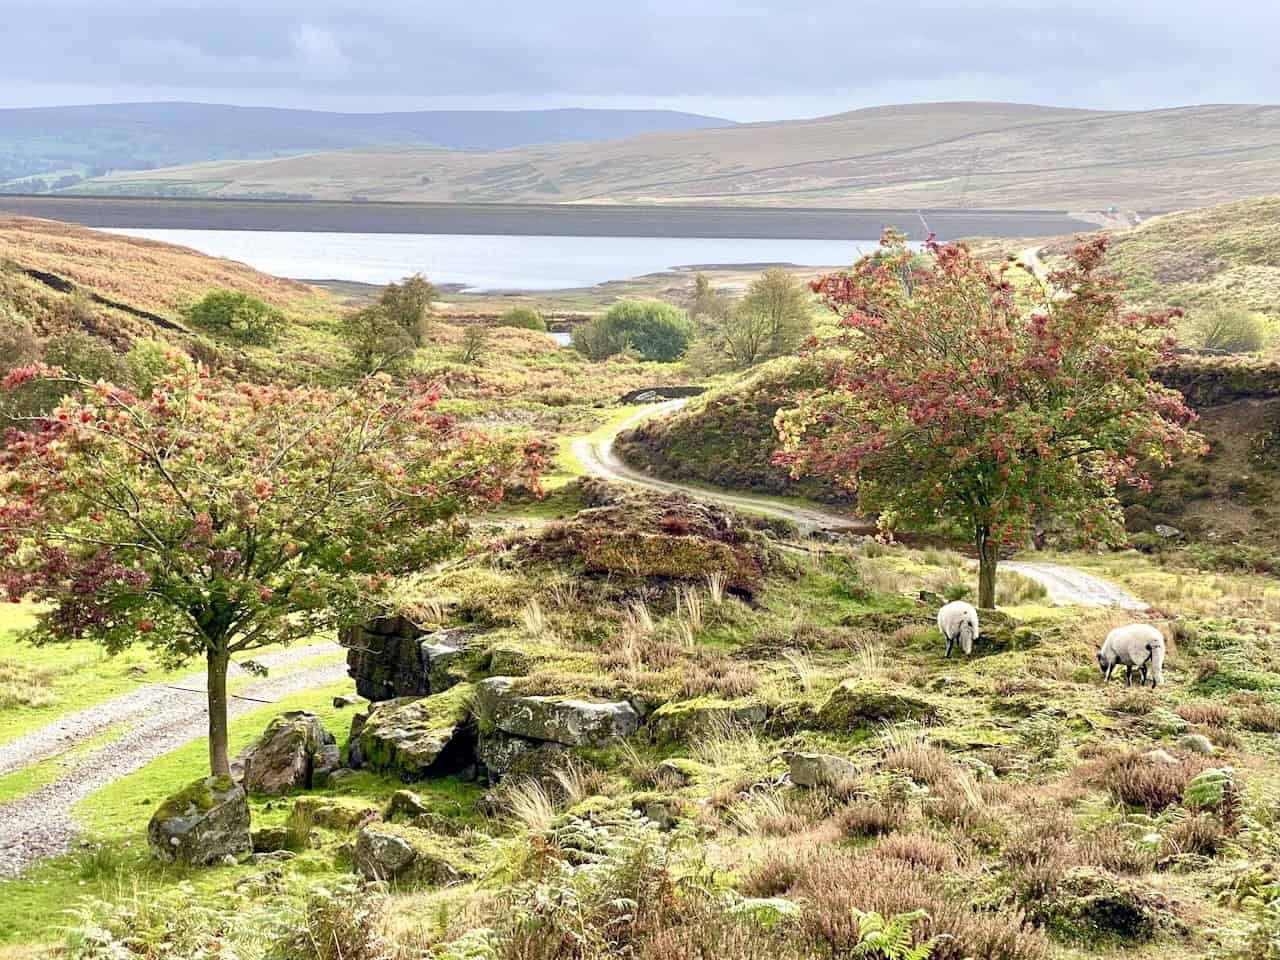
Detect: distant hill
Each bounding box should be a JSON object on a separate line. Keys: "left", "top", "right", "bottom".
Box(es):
{"left": 68, "top": 101, "right": 1280, "bottom": 210}
{"left": 0, "top": 102, "right": 734, "bottom": 193}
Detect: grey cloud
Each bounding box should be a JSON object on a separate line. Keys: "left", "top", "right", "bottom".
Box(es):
{"left": 1, "top": 1, "right": 1277, "bottom": 115}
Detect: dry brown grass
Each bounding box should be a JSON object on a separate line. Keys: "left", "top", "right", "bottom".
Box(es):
{"left": 870, "top": 832, "right": 959, "bottom": 872}
{"left": 1177, "top": 701, "right": 1232, "bottom": 726}
{"left": 835, "top": 798, "right": 908, "bottom": 838}
{"left": 1085, "top": 750, "right": 1209, "bottom": 812}
{"left": 1238, "top": 702, "right": 1280, "bottom": 733}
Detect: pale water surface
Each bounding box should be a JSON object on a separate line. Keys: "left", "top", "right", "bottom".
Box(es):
{"left": 107, "top": 228, "right": 880, "bottom": 291}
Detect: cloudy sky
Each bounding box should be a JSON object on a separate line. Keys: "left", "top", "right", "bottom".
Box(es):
{"left": 2, "top": 0, "right": 1278, "bottom": 120}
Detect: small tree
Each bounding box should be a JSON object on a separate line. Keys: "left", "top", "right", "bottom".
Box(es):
{"left": 342, "top": 304, "right": 417, "bottom": 374}
{"left": 379, "top": 274, "right": 437, "bottom": 344}
{"left": 571, "top": 300, "right": 693, "bottom": 363}
{"left": 498, "top": 307, "right": 547, "bottom": 332}
{"left": 456, "top": 325, "right": 490, "bottom": 365}
{"left": 184, "top": 290, "right": 285, "bottom": 346}
{"left": 1188, "top": 304, "right": 1270, "bottom": 354}
{"left": 718, "top": 306, "right": 777, "bottom": 369}
{"left": 689, "top": 273, "right": 732, "bottom": 323}
{"left": 0, "top": 364, "right": 545, "bottom": 776}
{"left": 776, "top": 232, "right": 1205, "bottom": 608}
{"left": 740, "top": 268, "right": 813, "bottom": 358}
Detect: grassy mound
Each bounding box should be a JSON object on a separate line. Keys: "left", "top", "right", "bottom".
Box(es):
{"left": 613, "top": 354, "right": 849, "bottom": 503}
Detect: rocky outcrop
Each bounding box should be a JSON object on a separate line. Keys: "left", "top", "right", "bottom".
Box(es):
{"left": 475, "top": 677, "right": 640, "bottom": 747}
{"left": 231, "top": 711, "right": 339, "bottom": 795}
{"left": 340, "top": 618, "right": 480, "bottom": 702}
{"left": 348, "top": 685, "right": 476, "bottom": 781}
{"left": 148, "top": 776, "right": 251, "bottom": 865}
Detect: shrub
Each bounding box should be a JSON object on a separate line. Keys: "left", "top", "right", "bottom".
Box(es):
{"left": 1177, "top": 701, "right": 1231, "bottom": 726}
{"left": 870, "top": 833, "right": 958, "bottom": 873}
{"left": 456, "top": 325, "right": 490, "bottom": 365}
{"left": 1187, "top": 305, "right": 1270, "bottom": 354}
{"left": 499, "top": 306, "right": 547, "bottom": 332}
{"left": 572, "top": 300, "right": 694, "bottom": 362}
{"left": 1239, "top": 702, "right": 1280, "bottom": 733}
{"left": 184, "top": 289, "right": 284, "bottom": 345}
{"left": 1090, "top": 750, "right": 1206, "bottom": 812}
{"left": 125, "top": 337, "right": 193, "bottom": 397}
{"left": 837, "top": 799, "right": 908, "bottom": 837}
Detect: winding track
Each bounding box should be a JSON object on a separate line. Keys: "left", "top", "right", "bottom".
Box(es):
{"left": 577, "top": 400, "right": 1147, "bottom": 610}
{"left": 0, "top": 642, "right": 345, "bottom": 877}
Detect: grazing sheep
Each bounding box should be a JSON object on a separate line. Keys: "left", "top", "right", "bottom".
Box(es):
{"left": 938, "top": 600, "right": 980, "bottom": 657}
{"left": 1098, "top": 624, "right": 1166, "bottom": 688}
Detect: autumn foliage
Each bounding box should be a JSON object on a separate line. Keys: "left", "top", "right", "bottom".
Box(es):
{"left": 0, "top": 358, "right": 545, "bottom": 773}
{"left": 776, "top": 231, "right": 1205, "bottom": 607}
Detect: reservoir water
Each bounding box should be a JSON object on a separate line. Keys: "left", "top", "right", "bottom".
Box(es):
{"left": 106, "top": 228, "right": 881, "bottom": 291}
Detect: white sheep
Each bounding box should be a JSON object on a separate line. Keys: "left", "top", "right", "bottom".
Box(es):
{"left": 937, "top": 600, "right": 980, "bottom": 657}
{"left": 1097, "top": 623, "right": 1166, "bottom": 688}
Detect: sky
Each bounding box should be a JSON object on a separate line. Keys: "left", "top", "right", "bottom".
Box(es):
{"left": 2, "top": 0, "right": 1278, "bottom": 120}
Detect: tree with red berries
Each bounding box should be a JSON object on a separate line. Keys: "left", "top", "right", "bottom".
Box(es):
{"left": 0, "top": 360, "right": 544, "bottom": 775}
{"left": 775, "top": 232, "right": 1204, "bottom": 608}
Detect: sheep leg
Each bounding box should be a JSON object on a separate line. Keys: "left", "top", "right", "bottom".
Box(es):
{"left": 1124, "top": 665, "right": 1133, "bottom": 686}
{"left": 945, "top": 635, "right": 953, "bottom": 658}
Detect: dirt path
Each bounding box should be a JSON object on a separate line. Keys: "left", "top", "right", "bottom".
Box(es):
{"left": 0, "top": 643, "right": 347, "bottom": 878}
{"left": 582, "top": 401, "right": 1147, "bottom": 609}
{"left": 1003, "top": 561, "right": 1148, "bottom": 610}
{"left": 572, "top": 400, "right": 868, "bottom": 535}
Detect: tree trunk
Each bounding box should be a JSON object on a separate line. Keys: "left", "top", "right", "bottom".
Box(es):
{"left": 206, "top": 644, "right": 232, "bottom": 777}
{"left": 976, "top": 525, "right": 999, "bottom": 609}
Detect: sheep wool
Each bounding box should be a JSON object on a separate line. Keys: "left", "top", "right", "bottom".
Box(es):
{"left": 1098, "top": 623, "right": 1166, "bottom": 688}
{"left": 937, "top": 600, "right": 980, "bottom": 657}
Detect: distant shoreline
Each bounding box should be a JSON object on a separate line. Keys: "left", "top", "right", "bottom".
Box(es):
{"left": 0, "top": 195, "right": 1104, "bottom": 240}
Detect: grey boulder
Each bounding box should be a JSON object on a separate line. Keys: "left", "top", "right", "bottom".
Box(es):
{"left": 148, "top": 776, "right": 251, "bottom": 865}
{"left": 475, "top": 677, "right": 639, "bottom": 747}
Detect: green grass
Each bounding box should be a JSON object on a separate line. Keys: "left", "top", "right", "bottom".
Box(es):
{"left": 0, "top": 760, "right": 60, "bottom": 806}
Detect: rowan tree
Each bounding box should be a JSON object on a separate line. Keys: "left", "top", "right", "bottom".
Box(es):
{"left": 0, "top": 361, "right": 545, "bottom": 775}
{"left": 775, "top": 231, "right": 1204, "bottom": 608}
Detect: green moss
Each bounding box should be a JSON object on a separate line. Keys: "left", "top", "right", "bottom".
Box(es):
{"left": 152, "top": 775, "right": 225, "bottom": 821}
{"left": 816, "top": 679, "right": 939, "bottom": 731}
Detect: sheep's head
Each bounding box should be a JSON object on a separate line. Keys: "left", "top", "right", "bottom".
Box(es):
{"left": 959, "top": 620, "right": 975, "bottom": 655}
{"left": 1096, "top": 647, "right": 1108, "bottom": 676}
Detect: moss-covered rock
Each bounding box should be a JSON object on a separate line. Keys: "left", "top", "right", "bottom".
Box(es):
{"left": 288, "top": 795, "right": 381, "bottom": 832}
{"left": 340, "top": 620, "right": 484, "bottom": 702}
{"left": 816, "top": 679, "right": 939, "bottom": 731}
{"left": 649, "top": 697, "right": 767, "bottom": 744}
{"left": 1040, "top": 867, "right": 1183, "bottom": 946}
{"left": 786, "top": 751, "right": 860, "bottom": 789}
{"left": 352, "top": 823, "right": 473, "bottom": 883}
{"left": 147, "top": 775, "right": 250, "bottom": 865}
{"left": 474, "top": 677, "right": 639, "bottom": 747}
{"left": 349, "top": 685, "right": 476, "bottom": 781}
{"left": 476, "top": 731, "right": 568, "bottom": 783}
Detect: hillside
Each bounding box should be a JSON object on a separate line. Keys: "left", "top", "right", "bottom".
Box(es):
{"left": 72, "top": 102, "right": 1280, "bottom": 210}
{"left": 1045, "top": 194, "right": 1280, "bottom": 321}
{"left": 0, "top": 102, "right": 733, "bottom": 194}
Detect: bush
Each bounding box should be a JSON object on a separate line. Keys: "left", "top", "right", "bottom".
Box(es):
{"left": 125, "top": 337, "right": 193, "bottom": 397}
{"left": 498, "top": 307, "right": 547, "bottom": 332}
{"left": 572, "top": 300, "right": 693, "bottom": 362}
{"left": 1188, "top": 305, "right": 1270, "bottom": 354}
{"left": 184, "top": 289, "right": 284, "bottom": 345}
{"left": 1090, "top": 750, "right": 1207, "bottom": 811}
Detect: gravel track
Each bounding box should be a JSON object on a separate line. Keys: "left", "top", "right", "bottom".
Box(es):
{"left": 586, "top": 401, "right": 1147, "bottom": 609}
{"left": 0, "top": 643, "right": 346, "bottom": 877}
{"left": 573, "top": 400, "right": 869, "bottom": 535}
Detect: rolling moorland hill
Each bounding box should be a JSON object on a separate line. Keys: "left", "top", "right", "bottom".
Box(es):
{"left": 0, "top": 102, "right": 733, "bottom": 193}
{"left": 70, "top": 101, "right": 1280, "bottom": 211}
